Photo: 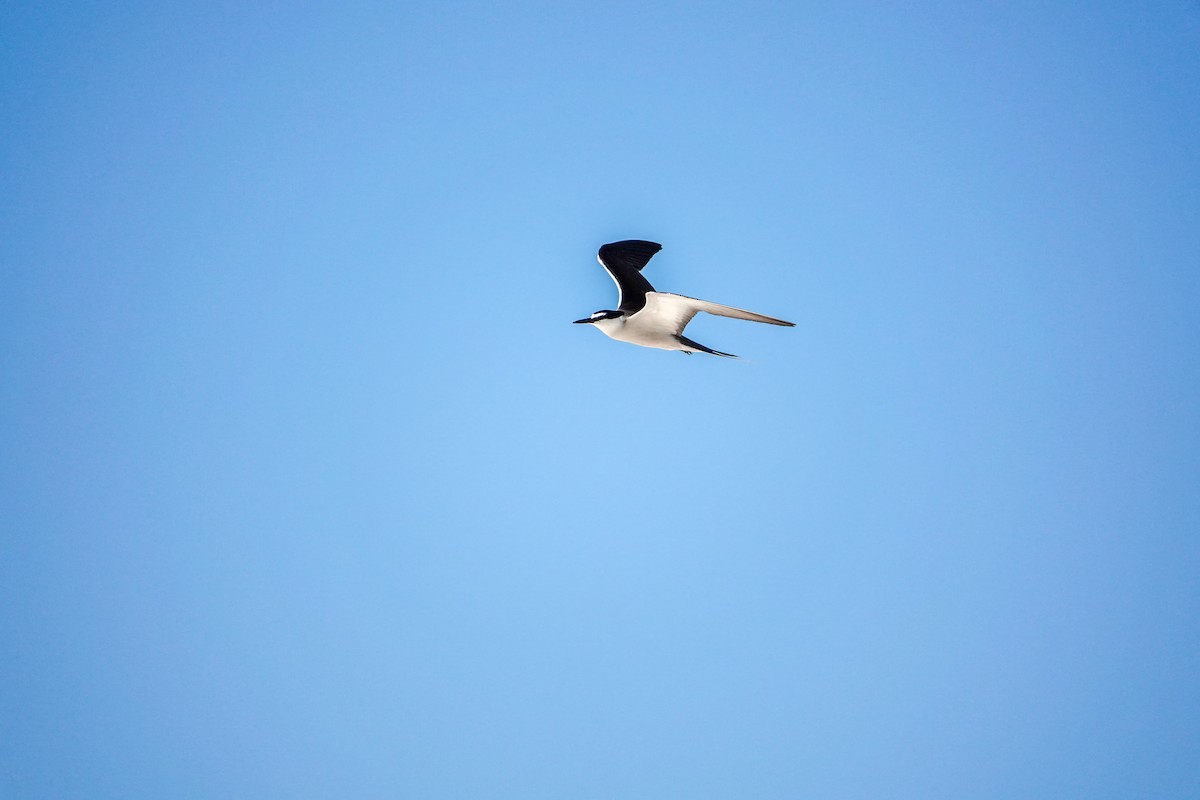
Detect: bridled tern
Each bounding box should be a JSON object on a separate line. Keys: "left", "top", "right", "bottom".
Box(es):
{"left": 573, "top": 239, "right": 794, "bottom": 357}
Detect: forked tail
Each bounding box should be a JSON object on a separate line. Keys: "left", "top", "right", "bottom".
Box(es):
{"left": 677, "top": 334, "right": 738, "bottom": 358}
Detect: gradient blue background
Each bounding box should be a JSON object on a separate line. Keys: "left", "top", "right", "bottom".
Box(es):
{"left": 3, "top": 2, "right": 1198, "bottom": 797}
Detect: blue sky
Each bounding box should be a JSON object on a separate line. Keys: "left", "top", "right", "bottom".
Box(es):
{"left": 2, "top": 2, "right": 1198, "bottom": 797}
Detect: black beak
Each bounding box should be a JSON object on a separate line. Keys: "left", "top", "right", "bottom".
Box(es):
{"left": 573, "top": 317, "right": 594, "bottom": 324}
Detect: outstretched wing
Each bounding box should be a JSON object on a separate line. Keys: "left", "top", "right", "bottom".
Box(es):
{"left": 597, "top": 240, "right": 661, "bottom": 313}
{"left": 640, "top": 292, "right": 795, "bottom": 334}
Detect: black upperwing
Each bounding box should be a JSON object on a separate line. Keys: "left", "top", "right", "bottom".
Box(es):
{"left": 597, "top": 240, "right": 661, "bottom": 313}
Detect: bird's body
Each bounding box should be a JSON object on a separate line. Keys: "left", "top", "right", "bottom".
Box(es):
{"left": 574, "top": 240, "right": 794, "bottom": 357}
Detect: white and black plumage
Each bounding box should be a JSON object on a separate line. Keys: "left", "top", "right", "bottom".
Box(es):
{"left": 573, "top": 239, "right": 794, "bottom": 357}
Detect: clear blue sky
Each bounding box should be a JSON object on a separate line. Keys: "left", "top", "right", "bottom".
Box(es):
{"left": 3, "top": 2, "right": 1198, "bottom": 797}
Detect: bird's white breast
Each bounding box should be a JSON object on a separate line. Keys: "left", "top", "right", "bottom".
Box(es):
{"left": 596, "top": 313, "right": 689, "bottom": 352}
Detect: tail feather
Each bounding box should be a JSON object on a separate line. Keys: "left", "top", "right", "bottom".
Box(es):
{"left": 677, "top": 335, "right": 738, "bottom": 358}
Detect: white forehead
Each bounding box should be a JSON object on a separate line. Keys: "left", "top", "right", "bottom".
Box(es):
{"left": 591, "top": 311, "right": 607, "bottom": 319}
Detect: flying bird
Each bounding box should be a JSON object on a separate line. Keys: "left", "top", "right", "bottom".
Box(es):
{"left": 574, "top": 239, "right": 794, "bottom": 357}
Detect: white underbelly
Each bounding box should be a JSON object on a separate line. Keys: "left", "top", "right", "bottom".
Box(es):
{"left": 600, "top": 321, "right": 689, "bottom": 352}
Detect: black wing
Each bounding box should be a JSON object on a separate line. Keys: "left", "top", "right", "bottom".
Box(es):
{"left": 597, "top": 240, "right": 661, "bottom": 313}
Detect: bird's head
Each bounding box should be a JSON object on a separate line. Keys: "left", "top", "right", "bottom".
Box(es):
{"left": 573, "top": 309, "right": 623, "bottom": 325}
